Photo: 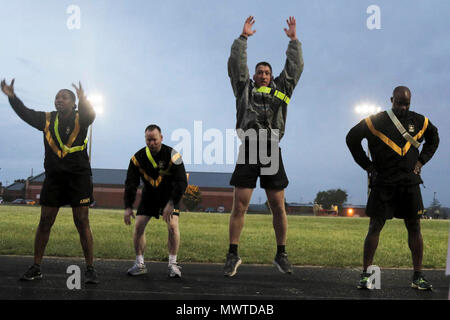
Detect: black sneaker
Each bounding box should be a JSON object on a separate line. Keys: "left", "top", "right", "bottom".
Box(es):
{"left": 357, "top": 272, "right": 372, "bottom": 289}
{"left": 224, "top": 252, "right": 242, "bottom": 277}
{"left": 411, "top": 274, "right": 433, "bottom": 291}
{"left": 273, "top": 252, "right": 293, "bottom": 274}
{"left": 20, "top": 264, "right": 43, "bottom": 281}
{"left": 85, "top": 266, "right": 99, "bottom": 284}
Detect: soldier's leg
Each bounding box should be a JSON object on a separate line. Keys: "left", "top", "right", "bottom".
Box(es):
{"left": 363, "top": 217, "right": 386, "bottom": 271}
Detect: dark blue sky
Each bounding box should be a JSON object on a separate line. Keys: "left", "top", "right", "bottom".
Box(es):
{"left": 1, "top": 0, "right": 448, "bottom": 206}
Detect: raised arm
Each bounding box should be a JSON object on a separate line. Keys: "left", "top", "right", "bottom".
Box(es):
{"left": 227, "top": 16, "right": 256, "bottom": 97}
{"left": 72, "top": 82, "right": 96, "bottom": 127}
{"left": 276, "top": 17, "right": 304, "bottom": 94}
{"left": 1, "top": 78, "right": 46, "bottom": 131}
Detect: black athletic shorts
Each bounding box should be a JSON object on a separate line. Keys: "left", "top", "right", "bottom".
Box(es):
{"left": 137, "top": 196, "right": 180, "bottom": 219}
{"left": 40, "top": 172, "right": 93, "bottom": 208}
{"left": 230, "top": 138, "right": 289, "bottom": 190}
{"left": 366, "top": 184, "right": 424, "bottom": 220}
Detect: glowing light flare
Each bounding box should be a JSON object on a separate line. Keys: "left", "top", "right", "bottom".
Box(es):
{"left": 347, "top": 208, "right": 354, "bottom": 217}
{"left": 87, "top": 94, "right": 104, "bottom": 115}
{"left": 354, "top": 103, "right": 382, "bottom": 116}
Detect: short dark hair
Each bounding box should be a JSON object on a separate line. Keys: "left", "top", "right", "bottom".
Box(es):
{"left": 145, "top": 124, "right": 161, "bottom": 133}
{"left": 255, "top": 61, "right": 272, "bottom": 74}
{"left": 59, "top": 89, "right": 77, "bottom": 109}
{"left": 60, "top": 89, "right": 76, "bottom": 102}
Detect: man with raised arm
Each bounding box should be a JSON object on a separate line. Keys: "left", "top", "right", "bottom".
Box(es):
{"left": 1, "top": 79, "right": 99, "bottom": 284}
{"left": 224, "top": 16, "right": 304, "bottom": 277}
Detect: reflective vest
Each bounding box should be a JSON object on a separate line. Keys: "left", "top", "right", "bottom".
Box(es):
{"left": 43, "top": 112, "right": 88, "bottom": 159}
{"left": 256, "top": 86, "right": 291, "bottom": 105}
{"left": 130, "top": 147, "right": 181, "bottom": 188}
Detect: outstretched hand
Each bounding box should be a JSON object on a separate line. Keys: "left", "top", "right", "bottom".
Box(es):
{"left": 1, "top": 78, "right": 15, "bottom": 98}
{"left": 241, "top": 16, "right": 256, "bottom": 38}
{"left": 72, "top": 81, "right": 86, "bottom": 100}
{"left": 284, "top": 16, "right": 297, "bottom": 40}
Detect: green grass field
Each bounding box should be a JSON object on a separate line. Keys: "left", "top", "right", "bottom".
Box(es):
{"left": 0, "top": 205, "right": 448, "bottom": 268}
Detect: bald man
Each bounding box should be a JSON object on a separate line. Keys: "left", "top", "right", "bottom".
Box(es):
{"left": 346, "top": 86, "right": 440, "bottom": 290}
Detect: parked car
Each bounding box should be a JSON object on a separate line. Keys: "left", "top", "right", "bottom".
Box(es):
{"left": 12, "top": 198, "right": 26, "bottom": 204}
{"left": 205, "top": 207, "right": 216, "bottom": 213}
{"left": 25, "top": 199, "right": 36, "bottom": 205}
{"left": 217, "top": 206, "right": 225, "bottom": 213}
{"left": 0, "top": 197, "right": 3, "bottom": 204}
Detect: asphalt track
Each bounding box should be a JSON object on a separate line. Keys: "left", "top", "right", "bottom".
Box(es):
{"left": 0, "top": 255, "right": 448, "bottom": 300}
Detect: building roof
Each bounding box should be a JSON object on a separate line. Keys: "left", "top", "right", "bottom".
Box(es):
{"left": 30, "top": 169, "right": 233, "bottom": 189}
{"left": 186, "top": 171, "right": 232, "bottom": 189}
{"left": 6, "top": 182, "right": 25, "bottom": 191}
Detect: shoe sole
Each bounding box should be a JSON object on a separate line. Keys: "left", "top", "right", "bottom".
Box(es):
{"left": 224, "top": 259, "right": 242, "bottom": 277}
{"left": 20, "top": 274, "right": 43, "bottom": 281}
{"left": 357, "top": 285, "right": 370, "bottom": 289}
{"left": 85, "top": 279, "right": 99, "bottom": 284}
{"left": 411, "top": 283, "right": 433, "bottom": 291}
{"left": 273, "top": 261, "right": 292, "bottom": 274}
{"left": 169, "top": 273, "right": 181, "bottom": 278}
{"left": 127, "top": 270, "right": 148, "bottom": 276}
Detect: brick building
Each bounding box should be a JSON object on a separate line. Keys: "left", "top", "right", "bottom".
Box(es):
{"left": 26, "top": 169, "right": 233, "bottom": 211}
{"left": 3, "top": 181, "right": 26, "bottom": 202}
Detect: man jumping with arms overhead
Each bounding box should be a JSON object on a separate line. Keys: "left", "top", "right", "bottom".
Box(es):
{"left": 224, "top": 16, "right": 304, "bottom": 277}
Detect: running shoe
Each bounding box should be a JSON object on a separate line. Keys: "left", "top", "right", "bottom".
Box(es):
{"left": 85, "top": 265, "right": 99, "bottom": 284}
{"left": 224, "top": 252, "right": 242, "bottom": 277}
{"left": 20, "top": 264, "right": 43, "bottom": 281}
{"left": 357, "top": 272, "right": 372, "bottom": 289}
{"left": 127, "top": 262, "right": 148, "bottom": 276}
{"left": 168, "top": 263, "right": 182, "bottom": 278}
{"left": 273, "top": 252, "right": 293, "bottom": 274}
{"left": 411, "top": 275, "right": 433, "bottom": 291}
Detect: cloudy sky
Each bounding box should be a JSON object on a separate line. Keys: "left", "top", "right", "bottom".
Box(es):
{"left": 0, "top": 0, "right": 448, "bottom": 206}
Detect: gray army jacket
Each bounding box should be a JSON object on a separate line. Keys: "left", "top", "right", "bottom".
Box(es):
{"left": 228, "top": 35, "right": 304, "bottom": 141}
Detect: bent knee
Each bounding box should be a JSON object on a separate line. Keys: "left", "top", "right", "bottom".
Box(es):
{"left": 231, "top": 203, "right": 248, "bottom": 216}
{"left": 367, "top": 218, "right": 386, "bottom": 235}
{"left": 73, "top": 216, "right": 90, "bottom": 229}
{"left": 38, "top": 219, "right": 54, "bottom": 233}
{"left": 268, "top": 202, "right": 286, "bottom": 216}
{"left": 405, "top": 219, "right": 421, "bottom": 234}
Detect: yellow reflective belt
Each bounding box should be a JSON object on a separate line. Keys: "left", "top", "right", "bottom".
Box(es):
{"left": 145, "top": 147, "right": 158, "bottom": 169}
{"left": 54, "top": 113, "right": 87, "bottom": 154}
{"left": 256, "top": 86, "right": 290, "bottom": 104}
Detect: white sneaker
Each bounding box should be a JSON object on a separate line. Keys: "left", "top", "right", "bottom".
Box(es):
{"left": 168, "top": 263, "right": 182, "bottom": 278}
{"left": 127, "top": 263, "right": 148, "bottom": 276}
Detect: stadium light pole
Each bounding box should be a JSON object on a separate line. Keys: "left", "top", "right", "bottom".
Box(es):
{"left": 354, "top": 103, "right": 382, "bottom": 197}
{"left": 86, "top": 94, "right": 104, "bottom": 163}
